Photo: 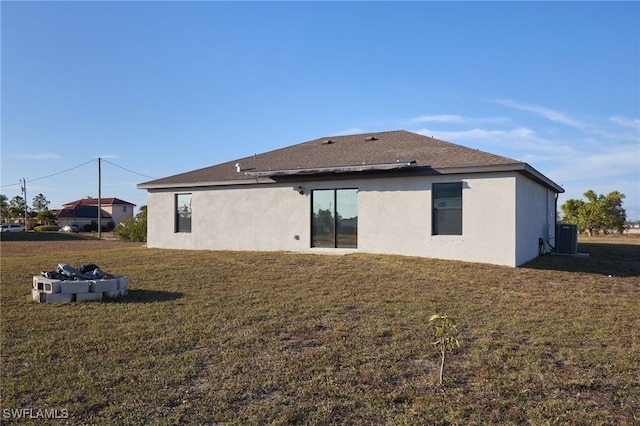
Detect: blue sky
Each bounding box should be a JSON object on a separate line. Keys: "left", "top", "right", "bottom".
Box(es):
{"left": 2, "top": 1, "right": 639, "bottom": 219}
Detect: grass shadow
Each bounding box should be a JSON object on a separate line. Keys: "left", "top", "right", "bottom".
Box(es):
{"left": 103, "top": 289, "right": 184, "bottom": 303}
{"left": 522, "top": 242, "right": 640, "bottom": 277}
{"left": 0, "top": 232, "right": 96, "bottom": 242}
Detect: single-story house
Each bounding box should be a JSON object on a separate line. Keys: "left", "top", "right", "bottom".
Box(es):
{"left": 138, "top": 130, "right": 564, "bottom": 267}
{"left": 56, "top": 198, "right": 135, "bottom": 230}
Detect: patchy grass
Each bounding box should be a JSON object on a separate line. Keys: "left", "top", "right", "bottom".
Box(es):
{"left": 1, "top": 236, "right": 639, "bottom": 424}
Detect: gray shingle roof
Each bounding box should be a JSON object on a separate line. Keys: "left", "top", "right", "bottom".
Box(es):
{"left": 139, "top": 130, "right": 563, "bottom": 192}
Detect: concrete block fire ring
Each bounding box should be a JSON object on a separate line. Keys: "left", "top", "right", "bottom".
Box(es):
{"left": 31, "top": 276, "right": 129, "bottom": 303}
{"left": 60, "top": 280, "right": 90, "bottom": 294}
{"left": 31, "top": 288, "right": 46, "bottom": 302}
{"left": 32, "top": 276, "right": 62, "bottom": 293}
{"left": 76, "top": 292, "right": 104, "bottom": 302}
{"left": 117, "top": 276, "right": 128, "bottom": 290}
{"left": 103, "top": 289, "right": 125, "bottom": 299}
{"left": 46, "top": 293, "right": 74, "bottom": 303}
{"left": 90, "top": 279, "right": 118, "bottom": 293}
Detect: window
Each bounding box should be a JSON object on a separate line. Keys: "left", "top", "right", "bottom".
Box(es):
{"left": 175, "top": 193, "right": 192, "bottom": 233}
{"left": 312, "top": 189, "right": 358, "bottom": 248}
{"left": 432, "top": 182, "right": 462, "bottom": 235}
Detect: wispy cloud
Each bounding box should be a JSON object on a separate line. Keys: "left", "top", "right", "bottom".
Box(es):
{"left": 414, "top": 126, "right": 573, "bottom": 156}
{"left": 334, "top": 128, "right": 364, "bottom": 136}
{"left": 495, "top": 99, "right": 587, "bottom": 129}
{"left": 15, "top": 153, "right": 62, "bottom": 160}
{"left": 402, "top": 102, "right": 639, "bottom": 218}
{"left": 410, "top": 114, "right": 511, "bottom": 125}
{"left": 411, "top": 114, "right": 464, "bottom": 123}
{"left": 610, "top": 116, "right": 640, "bottom": 130}
{"left": 417, "top": 126, "right": 536, "bottom": 142}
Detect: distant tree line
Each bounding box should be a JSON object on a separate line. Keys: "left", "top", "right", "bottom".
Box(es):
{"left": 560, "top": 190, "right": 627, "bottom": 235}
{"left": 0, "top": 193, "right": 56, "bottom": 226}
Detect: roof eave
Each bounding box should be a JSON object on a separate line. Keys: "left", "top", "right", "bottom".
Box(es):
{"left": 138, "top": 162, "right": 563, "bottom": 193}
{"left": 432, "top": 163, "right": 564, "bottom": 193}
{"left": 137, "top": 177, "right": 276, "bottom": 190}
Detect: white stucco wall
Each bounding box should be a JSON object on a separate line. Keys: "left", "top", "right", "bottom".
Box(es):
{"left": 515, "top": 175, "right": 557, "bottom": 265}
{"left": 356, "top": 174, "right": 517, "bottom": 266}
{"left": 146, "top": 184, "right": 311, "bottom": 251}
{"left": 145, "top": 172, "right": 552, "bottom": 267}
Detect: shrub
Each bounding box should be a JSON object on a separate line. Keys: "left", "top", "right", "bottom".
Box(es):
{"left": 114, "top": 208, "right": 147, "bottom": 242}
{"left": 34, "top": 225, "right": 60, "bottom": 232}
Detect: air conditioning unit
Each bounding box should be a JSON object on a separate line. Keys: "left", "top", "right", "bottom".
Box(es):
{"left": 556, "top": 223, "right": 578, "bottom": 254}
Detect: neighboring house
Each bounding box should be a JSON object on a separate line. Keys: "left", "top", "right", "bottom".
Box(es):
{"left": 56, "top": 206, "right": 114, "bottom": 231}
{"left": 56, "top": 198, "right": 135, "bottom": 230}
{"left": 138, "top": 130, "right": 564, "bottom": 267}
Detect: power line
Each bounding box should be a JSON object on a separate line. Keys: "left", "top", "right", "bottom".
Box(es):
{"left": 27, "top": 159, "right": 97, "bottom": 183}
{"left": 101, "top": 159, "right": 157, "bottom": 180}
{"left": 1, "top": 158, "right": 157, "bottom": 189}
{"left": 0, "top": 159, "right": 96, "bottom": 188}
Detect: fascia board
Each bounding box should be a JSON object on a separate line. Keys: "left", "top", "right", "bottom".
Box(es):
{"left": 137, "top": 177, "right": 275, "bottom": 190}
{"left": 138, "top": 163, "right": 563, "bottom": 194}
{"left": 432, "top": 163, "right": 564, "bottom": 193}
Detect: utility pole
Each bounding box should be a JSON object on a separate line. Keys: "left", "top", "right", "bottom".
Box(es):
{"left": 21, "top": 178, "right": 28, "bottom": 231}
{"left": 98, "top": 157, "right": 102, "bottom": 240}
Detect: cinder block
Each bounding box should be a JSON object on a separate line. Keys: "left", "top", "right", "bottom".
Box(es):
{"left": 32, "top": 276, "right": 62, "bottom": 293}
{"left": 31, "top": 288, "right": 46, "bottom": 302}
{"left": 61, "top": 280, "right": 90, "bottom": 294}
{"left": 103, "top": 289, "right": 123, "bottom": 299}
{"left": 46, "top": 293, "right": 74, "bottom": 303}
{"left": 117, "top": 276, "right": 128, "bottom": 290}
{"left": 90, "top": 279, "right": 118, "bottom": 293}
{"left": 76, "top": 292, "right": 103, "bottom": 302}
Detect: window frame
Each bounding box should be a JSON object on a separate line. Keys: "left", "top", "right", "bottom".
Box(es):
{"left": 311, "top": 188, "right": 358, "bottom": 248}
{"left": 432, "top": 182, "right": 463, "bottom": 236}
{"left": 175, "top": 193, "right": 192, "bottom": 233}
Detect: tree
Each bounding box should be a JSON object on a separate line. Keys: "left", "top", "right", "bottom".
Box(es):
{"left": 561, "top": 190, "right": 626, "bottom": 235}
{"left": 8, "top": 196, "right": 26, "bottom": 221}
{"left": 37, "top": 210, "right": 58, "bottom": 226}
{"left": 0, "top": 195, "right": 8, "bottom": 222}
{"left": 32, "top": 193, "right": 50, "bottom": 212}
{"left": 429, "top": 314, "right": 460, "bottom": 386}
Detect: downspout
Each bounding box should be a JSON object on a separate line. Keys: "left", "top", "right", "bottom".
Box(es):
{"left": 549, "top": 192, "right": 558, "bottom": 252}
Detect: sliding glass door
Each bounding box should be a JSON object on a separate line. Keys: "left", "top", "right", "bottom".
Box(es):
{"left": 312, "top": 189, "right": 358, "bottom": 248}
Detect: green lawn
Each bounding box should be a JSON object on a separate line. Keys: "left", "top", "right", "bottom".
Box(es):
{"left": 1, "top": 234, "right": 639, "bottom": 424}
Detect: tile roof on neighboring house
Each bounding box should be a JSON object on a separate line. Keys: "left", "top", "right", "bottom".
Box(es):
{"left": 138, "top": 130, "right": 563, "bottom": 192}
{"left": 56, "top": 206, "right": 112, "bottom": 219}
{"left": 63, "top": 198, "right": 135, "bottom": 208}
